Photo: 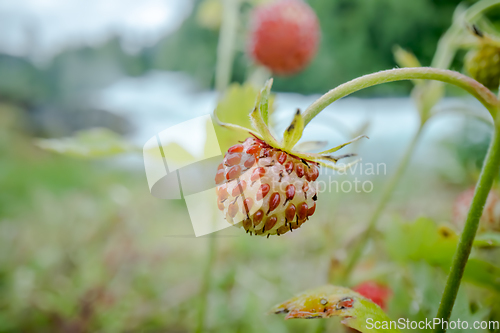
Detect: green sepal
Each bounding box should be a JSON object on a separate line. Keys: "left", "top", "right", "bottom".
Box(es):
{"left": 282, "top": 109, "right": 305, "bottom": 150}
{"left": 260, "top": 78, "right": 273, "bottom": 125}
{"left": 250, "top": 81, "right": 281, "bottom": 148}
{"left": 318, "top": 135, "right": 368, "bottom": 155}
{"left": 293, "top": 140, "right": 328, "bottom": 152}
{"left": 473, "top": 232, "right": 500, "bottom": 247}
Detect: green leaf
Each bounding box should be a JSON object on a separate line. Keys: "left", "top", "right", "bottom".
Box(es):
{"left": 465, "top": 259, "right": 500, "bottom": 292}
{"left": 272, "top": 285, "right": 401, "bottom": 333}
{"left": 213, "top": 82, "right": 274, "bottom": 151}
{"left": 473, "top": 232, "right": 500, "bottom": 247}
{"left": 385, "top": 217, "right": 456, "bottom": 266}
{"left": 405, "top": 262, "right": 492, "bottom": 329}
{"left": 282, "top": 109, "right": 305, "bottom": 150}
{"left": 35, "top": 128, "right": 137, "bottom": 158}
{"left": 384, "top": 217, "right": 500, "bottom": 292}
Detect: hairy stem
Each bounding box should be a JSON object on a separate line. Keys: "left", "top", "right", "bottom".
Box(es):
{"left": 341, "top": 124, "right": 425, "bottom": 281}
{"left": 433, "top": 127, "right": 500, "bottom": 333}
{"left": 303, "top": 68, "right": 498, "bottom": 126}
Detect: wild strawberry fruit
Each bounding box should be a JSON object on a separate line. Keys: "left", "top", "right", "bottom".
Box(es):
{"left": 215, "top": 136, "right": 319, "bottom": 237}
{"left": 465, "top": 43, "right": 500, "bottom": 90}
{"left": 452, "top": 187, "right": 500, "bottom": 232}
{"left": 352, "top": 281, "right": 391, "bottom": 310}
{"left": 214, "top": 79, "right": 365, "bottom": 237}
{"left": 248, "top": 0, "right": 320, "bottom": 75}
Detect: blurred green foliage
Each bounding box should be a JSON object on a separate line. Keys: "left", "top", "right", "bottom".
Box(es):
{"left": 439, "top": 116, "right": 494, "bottom": 184}
{"left": 35, "top": 128, "right": 138, "bottom": 158}
{"left": 385, "top": 217, "right": 500, "bottom": 292}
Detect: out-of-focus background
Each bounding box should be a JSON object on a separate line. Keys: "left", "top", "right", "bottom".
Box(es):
{"left": 1, "top": 0, "right": 500, "bottom": 332}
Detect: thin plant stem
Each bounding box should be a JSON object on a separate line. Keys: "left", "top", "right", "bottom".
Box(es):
{"left": 195, "top": 233, "right": 217, "bottom": 333}
{"left": 215, "top": 0, "right": 240, "bottom": 93}
{"left": 433, "top": 127, "right": 500, "bottom": 333}
{"left": 197, "top": 1, "right": 240, "bottom": 331}
{"left": 341, "top": 123, "right": 425, "bottom": 281}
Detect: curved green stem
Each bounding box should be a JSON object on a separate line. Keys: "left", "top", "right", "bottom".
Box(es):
{"left": 433, "top": 126, "right": 500, "bottom": 333}
{"left": 341, "top": 123, "right": 426, "bottom": 282}
{"left": 303, "top": 67, "right": 499, "bottom": 126}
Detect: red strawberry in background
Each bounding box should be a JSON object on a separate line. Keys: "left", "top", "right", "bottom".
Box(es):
{"left": 248, "top": 0, "right": 320, "bottom": 75}
{"left": 353, "top": 281, "right": 391, "bottom": 310}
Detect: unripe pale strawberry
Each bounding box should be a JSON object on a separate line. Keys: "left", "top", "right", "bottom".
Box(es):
{"left": 465, "top": 44, "right": 500, "bottom": 90}
{"left": 213, "top": 79, "right": 364, "bottom": 237}
{"left": 352, "top": 281, "right": 391, "bottom": 310}
{"left": 248, "top": 0, "right": 320, "bottom": 75}
{"left": 215, "top": 136, "right": 319, "bottom": 237}
{"left": 452, "top": 187, "right": 500, "bottom": 232}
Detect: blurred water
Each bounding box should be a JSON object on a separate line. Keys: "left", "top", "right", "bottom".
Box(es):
{"left": 95, "top": 71, "right": 490, "bottom": 173}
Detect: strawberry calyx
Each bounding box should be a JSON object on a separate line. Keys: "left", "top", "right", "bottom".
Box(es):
{"left": 244, "top": 79, "right": 367, "bottom": 171}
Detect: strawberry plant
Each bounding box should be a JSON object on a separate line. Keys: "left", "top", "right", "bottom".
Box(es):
{"left": 208, "top": 2, "right": 500, "bottom": 331}
{"left": 213, "top": 63, "right": 500, "bottom": 332}
{"left": 29, "top": 0, "right": 500, "bottom": 332}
